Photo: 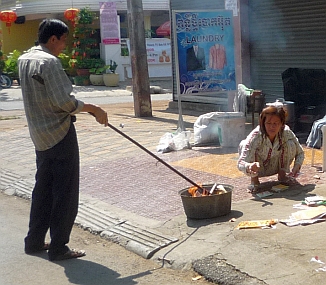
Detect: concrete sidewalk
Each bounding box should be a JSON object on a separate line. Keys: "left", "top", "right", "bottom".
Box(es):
{"left": 1, "top": 84, "right": 326, "bottom": 284}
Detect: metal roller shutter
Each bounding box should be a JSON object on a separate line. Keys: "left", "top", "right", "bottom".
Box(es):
{"left": 249, "top": 0, "right": 326, "bottom": 102}
{"left": 169, "top": 0, "right": 224, "bottom": 10}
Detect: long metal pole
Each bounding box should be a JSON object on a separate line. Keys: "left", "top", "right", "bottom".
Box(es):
{"left": 107, "top": 122, "right": 204, "bottom": 191}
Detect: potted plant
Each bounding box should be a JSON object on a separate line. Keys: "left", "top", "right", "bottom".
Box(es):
{"left": 58, "top": 52, "right": 75, "bottom": 82}
{"left": 70, "top": 7, "right": 99, "bottom": 85}
{"left": 103, "top": 60, "right": 119, "bottom": 87}
{"left": 70, "top": 58, "right": 93, "bottom": 75}
{"left": 68, "top": 58, "right": 89, "bottom": 85}
{"left": 89, "top": 59, "right": 109, "bottom": 86}
{"left": 73, "top": 75, "right": 90, "bottom": 86}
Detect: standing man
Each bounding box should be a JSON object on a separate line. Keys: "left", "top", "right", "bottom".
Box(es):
{"left": 19, "top": 19, "right": 108, "bottom": 261}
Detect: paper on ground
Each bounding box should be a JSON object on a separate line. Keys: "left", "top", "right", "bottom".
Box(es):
{"left": 281, "top": 206, "right": 326, "bottom": 226}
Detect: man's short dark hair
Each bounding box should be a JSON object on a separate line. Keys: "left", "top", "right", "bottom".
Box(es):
{"left": 38, "top": 19, "right": 69, "bottom": 44}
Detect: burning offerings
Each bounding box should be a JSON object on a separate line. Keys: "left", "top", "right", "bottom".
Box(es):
{"left": 188, "top": 183, "right": 227, "bottom": 197}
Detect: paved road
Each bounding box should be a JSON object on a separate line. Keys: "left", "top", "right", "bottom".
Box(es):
{"left": 0, "top": 84, "right": 173, "bottom": 110}
{"left": 0, "top": 191, "right": 211, "bottom": 285}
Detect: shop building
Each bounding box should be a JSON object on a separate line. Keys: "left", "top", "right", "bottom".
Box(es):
{"left": 0, "top": 0, "right": 171, "bottom": 81}
{"left": 169, "top": 0, "right": 326, "bottom": 125}
{"left": 1, "top": 0, "right": 326, "bottom": 115}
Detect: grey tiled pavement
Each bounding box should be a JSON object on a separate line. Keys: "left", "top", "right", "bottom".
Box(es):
{"left": 1, "top": 101, "right": 326, "bottom": 222}
{"left": 0, "top": 103, "right": 243, "bottom": 221}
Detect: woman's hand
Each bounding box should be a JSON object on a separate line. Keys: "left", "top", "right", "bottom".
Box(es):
{"left": 289, "top": 164, "right": 301, "bottom": 177}
{"left": 247, "top": 162, "right": 260, "bottom": 175}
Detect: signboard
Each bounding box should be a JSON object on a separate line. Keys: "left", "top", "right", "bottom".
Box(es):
{"left": 99, "top": 2, "right": 120, "bottom": 44}
{"left": 225, "top": 0, "right": 238, "bottom": 16}
{"left": 126, "top": 38, "right": 171, "bottom": 65}
{"left": 145, "top": 38, "right": 171, "bottom": 65}
{"left": 173, "top": 10, "right": 236, "bottom": 96}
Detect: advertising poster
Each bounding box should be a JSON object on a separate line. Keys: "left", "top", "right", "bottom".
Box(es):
{"left": 100, "top": 2, "right": 120, "bottom": 44}
{"left": 173, "top": 10, "right": 236, "bottom": 96}
{"left": 126, "top": 38, "right": 171, "bottom": 65}
{"left": 145, "top": 38, "right": 171, "bottom": 65}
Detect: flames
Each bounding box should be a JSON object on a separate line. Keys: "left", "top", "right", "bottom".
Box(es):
{"left": 188, "top": 184, "right": 210, "bottom": 197}
{"left": 188, "top": 183, "right": 227, "bottom": 197}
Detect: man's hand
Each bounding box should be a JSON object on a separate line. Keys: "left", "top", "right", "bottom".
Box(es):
{"left": 82, "top": 103, "right": 108, "bottom": 127}
{"left": 92, "top": 107, "right": 108, "bottom": 126}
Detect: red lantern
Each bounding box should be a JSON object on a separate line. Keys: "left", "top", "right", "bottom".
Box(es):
{"left": 64, "top": 8, "right": 79, "bottom": 27}
{"left": 0, "top": 10, "right": 17, "bottom": 34}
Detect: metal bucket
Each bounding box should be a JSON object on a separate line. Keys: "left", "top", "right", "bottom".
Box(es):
{"left": 179, "top": 183, "right": 233, "bottom": 219}
{"left": 283, "top": 101, "right": 295, "bottom": 124}
{"left": 268, "top": 99, "right": 295, "bottom": 129}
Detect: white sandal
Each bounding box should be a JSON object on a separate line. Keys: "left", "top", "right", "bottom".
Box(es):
{"left": 247, "top": 184, "right": 260, "bottom": 193}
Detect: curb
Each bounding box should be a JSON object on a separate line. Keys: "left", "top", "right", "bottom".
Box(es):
{"left": 126, "top": 85, "right": 165, "bottom": 94}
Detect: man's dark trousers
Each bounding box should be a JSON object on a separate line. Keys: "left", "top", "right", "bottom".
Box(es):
{"left": 24, "top": 121, "right": 79, "bottom": 259}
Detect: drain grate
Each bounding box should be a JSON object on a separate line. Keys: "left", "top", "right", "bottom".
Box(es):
{"left": 0, "top": 169, "right": 32, "bottom": 197}
{"left": 76, "top": 203, "right": 178, "bottom": 259}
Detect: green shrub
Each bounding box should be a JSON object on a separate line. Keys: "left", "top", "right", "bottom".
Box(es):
{"left": 3, "top": 50, "right": 21, "bottom": 78}
{"left": 0, "top": 51, "right": 5, "bottom": 72}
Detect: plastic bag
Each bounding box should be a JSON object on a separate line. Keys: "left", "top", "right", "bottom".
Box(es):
{"left": 157, "top": 130, "right": 191, "bottom": 153}
{"left": 193, "top": 112, "right": 245, "bottom": 147}
{"left": 193, "top": 112, "right": 222, "bottom": 146}
{"left": 233, "top": 84, "right": 252, "bottom": 113}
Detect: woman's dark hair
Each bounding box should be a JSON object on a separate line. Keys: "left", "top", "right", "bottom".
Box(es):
{"left": 259, "top": 105, "right": 287, "bottom": 137}
{"left": 38, "top": 19, "right": 69, "bottom": 44}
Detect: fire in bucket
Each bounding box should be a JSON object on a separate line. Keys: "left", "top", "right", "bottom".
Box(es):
{"left": 188, "top": 183, "right": 228, "bottom": 197}
{"left": 179, "top": 183, "right": 233, "bottom": 219}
